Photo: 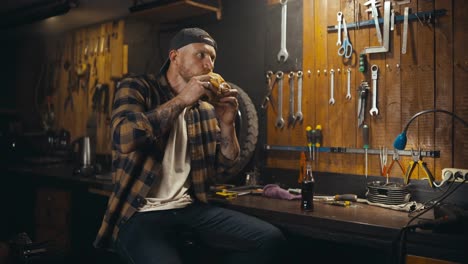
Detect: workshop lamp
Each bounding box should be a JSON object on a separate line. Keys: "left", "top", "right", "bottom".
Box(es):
{"left": 393, "top": 109, "right": 468, "bottom": 150}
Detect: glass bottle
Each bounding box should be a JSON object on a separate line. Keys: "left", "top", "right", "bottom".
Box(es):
{"left": 301, "top": 162, "right": 315, "bottom": 211}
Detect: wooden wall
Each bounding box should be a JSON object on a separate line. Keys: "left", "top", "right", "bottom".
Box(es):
{"left": 49, "top": 20, "right": 126, "bottom": 154}
{"left": 266, "top": 0, "right": 468, "bottom": 181}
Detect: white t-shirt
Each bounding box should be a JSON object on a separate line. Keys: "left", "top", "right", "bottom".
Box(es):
{"left": 138, "top": 108, "right": 193, "bottom": 212}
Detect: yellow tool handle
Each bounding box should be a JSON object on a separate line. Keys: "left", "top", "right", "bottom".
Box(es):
{"left": 419, "top": 161, "right": 435, "bottom": 188}
{"left": 334, "top": 194, "right": 357, "bottom": 202}
{"left": 405, "top": 161, "right": 417, "bottom": 185}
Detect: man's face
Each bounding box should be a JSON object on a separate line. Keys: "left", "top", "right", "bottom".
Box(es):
{"left": 171, "top": 42, "right": 217, "bottom": 82}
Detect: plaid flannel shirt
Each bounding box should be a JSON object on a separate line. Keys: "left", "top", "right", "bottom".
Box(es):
{"left": 94, "top": 73, "right": 239, "bottom": 249}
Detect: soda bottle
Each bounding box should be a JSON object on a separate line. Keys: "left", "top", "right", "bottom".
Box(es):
{"left": 301, "top": 162, "right": 315, "bottom": 211}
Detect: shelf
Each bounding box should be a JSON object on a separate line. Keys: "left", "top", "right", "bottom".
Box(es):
{"left": 129, "top": 0, "right": 222, "bottom": 23}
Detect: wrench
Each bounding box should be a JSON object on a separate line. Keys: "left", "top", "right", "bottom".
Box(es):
{"left": 277, "top": 0, "right": 289, "bottom": 62}
{"left": 336, "top": 12, "right": 343, "bottom": 46}
{"left": 346, "top": 68, "right": 351, "bottom": 100}
{"left": 369, "top": 65, "right": 379, "bottom": 116}
{"left": 261, "top": 71, "right": 274, "bottom": 109}
{"left": 329, "top": 69, "right": 335, "bottom": 105}
{"left": 287, "top": 71, "right": 296, "bottom": 127}
{"left": 295, "top": 71, "right": 303, "bottom": 122}
{"left": 275, "top": 71, "right": 285, "bottom": 128}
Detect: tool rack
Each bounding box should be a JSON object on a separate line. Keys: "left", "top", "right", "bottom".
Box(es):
{"left": 264, "top": 145, "right": 440, "bottom": 158}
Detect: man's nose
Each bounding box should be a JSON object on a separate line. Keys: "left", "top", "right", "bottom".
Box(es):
{"left": 203, "top": 57, "right": 214, "bottom": 71}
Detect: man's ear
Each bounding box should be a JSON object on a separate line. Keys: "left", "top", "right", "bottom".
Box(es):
{"left": 169, "top": 50, "right": 178, "bottom": 64}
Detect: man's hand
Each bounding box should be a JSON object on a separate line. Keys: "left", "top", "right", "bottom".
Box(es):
{"left": 177, "top": 74, "right": 218, "bottom": 106}
{"left": 213, "top": 88, "right": 239, "bottom": 126}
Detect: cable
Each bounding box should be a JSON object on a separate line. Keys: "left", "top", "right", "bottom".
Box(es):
{"left": 393, "top": 178, "right": 467, "bottom": 264}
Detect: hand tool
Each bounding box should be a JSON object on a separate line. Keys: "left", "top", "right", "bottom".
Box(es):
{"left": 288, "top": 71, "right": 296, "bottom": 127}
{"left": 364, "top": 0, "right": 383, "bottom": 45}
{"left": 338, "top": 17, "right": 353, "bottom": 59}
{"left": 295, "top": 71, "right": 303, "bottom": 122}
{"left": 369, "top": 65, "right": 379, "bottom": 116}
{"left": 336, "top": 12, "right": 343, "bottom": 46}
{"left": 306, "top": 126, "right": 314, "bottom": 160}
{"left": 402, "top": 7, "right": 409, "bottom": 54}
{"left": 390, "top": 9, "right": 395, "bottom": 31}
{"left": 357, "top": 81, "right": 369, "bottom": 127}
{"left": 362, "top": 124, "right": 369, "bottom": 178}
{"left": 275, "top": 71, "right": 285, "bottom": 128}
{"left": 329, "top": 69, "right": 335, "bottom": 105}
{"left": 384, "top": 149, "right": 406, "bottom": 176}
{"left": 277, "top": 0, "right": 289, "bottom": 62}
{"left": 346, "top": 68, "right": 352, "bottom": 100}
{"left": 261, "top": 71, "right": 275, "bottom": 109}
{"left": 314, "top": 125, "right": 322, "bottom": 163}
{"left": 362, "top": 1, "right": 391, "bottom": 54}
{"left": 405, "top": 148, "right": 436, "bottom": 188}
{"left": 379, "top": 147, "right": 388, "bottom": 182}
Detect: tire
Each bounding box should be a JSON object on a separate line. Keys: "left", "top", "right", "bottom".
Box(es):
{"left": 228, "top": 82, "right": 258, "bottom": 180}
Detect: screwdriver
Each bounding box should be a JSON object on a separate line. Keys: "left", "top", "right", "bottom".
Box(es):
{"left": 362, "top": 124, "right": 369, "bottom": 178}
{"left": 315, "top": 125, "right": 322, "bottom": 163}
{"left": 306, "top": 125, "right": 314, "bottom": 160}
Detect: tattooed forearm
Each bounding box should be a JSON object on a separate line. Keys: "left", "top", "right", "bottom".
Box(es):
{"left": 219, "top": 123, "right": 240, "bottom": 160}
{"left": 154, "top": 98, "right": 186, "bottom": 134}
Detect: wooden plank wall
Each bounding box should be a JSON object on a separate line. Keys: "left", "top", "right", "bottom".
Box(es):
{"left": 266, "top": 0, "right": 468, "bottom": 182}
{"left": 49, "top": 20, "right": 125, "bottom": 154}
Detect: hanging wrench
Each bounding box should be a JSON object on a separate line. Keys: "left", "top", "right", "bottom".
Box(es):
{"left": 336, "top": 12, "right": 343, "bottom": 46}
{"left": 329, "top": 69, "right": 335, "bottom": 105}
{"left": 346, "top": 68, "right": 351, "bottom": 100}
{"left": 275, "top": 71, "right": 285, "bottom": 128}
{"left": 295, "top": 71, "right": 303, "bottom": 122}
{"left": 369, "top": 65, "right": 379, "bottom": 116}
{"left": 287, "top": 71, "right": 296, "bottom": 127}
{"left": 261, "top": 71, "right": 275, "bottom": 109}
{"left": 277, "top": 0, "right": 289, "bottom": 62}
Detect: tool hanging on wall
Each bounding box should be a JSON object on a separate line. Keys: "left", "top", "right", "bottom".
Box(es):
{"left": 359, "top": 54, "right": 367, "bottom": 72}
{"left": 405, "top": 148, "right": 436, "bottom": 188}
{"left": 277, "top": 0, "right": 288, "bottom": 62}
{"left": 363, "top": 1, "right": 391, "bottom": 54}
{"left": 357, "top": 81, "right": 369, "bottom": 127}
{"left": 384, "top": 149, "right": 406, "bottom": 176}
{"left": 369, "top": 65, "right": 379, "bottom": 116}
{"left": 275, "top": 71, "right": 285, "bottom": 128}
{"left": 362, "top": 124, "right": 370, "bottom": 178}
{"left": 295, "top": 71, "right": 303, "bottom": 123}
{"left": 287, "top": 71, "right": 296, "bottom": 127}
{"left": 261, "top": 71, "right": 275, "bottom": 110}
{"left": 337, "top": 16, "right": 353, "bottom": 59}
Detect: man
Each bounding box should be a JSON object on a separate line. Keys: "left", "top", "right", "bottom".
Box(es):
{"left": 94, "top": 28, "right": 285, "bottom": 263}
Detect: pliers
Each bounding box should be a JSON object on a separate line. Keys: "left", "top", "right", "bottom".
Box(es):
{"left": 383, "top": 149, "right": 406, "bottom": 176}
{"left": 404, "top": 149, "right": 435, "bottom": 188}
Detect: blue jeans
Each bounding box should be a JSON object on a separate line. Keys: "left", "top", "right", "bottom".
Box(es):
{"left": 114, "top": 202, "right": 286, "bottom": 264}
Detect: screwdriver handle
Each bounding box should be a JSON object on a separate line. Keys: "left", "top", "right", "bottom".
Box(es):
{"left": 362, "top": 124, "right": 369, "bottom": 149}
{"left": 334, "top": 194, "right": 357, "bottom": 202}
{"left": 306, "top": 125, "right": 313, "bottom": 147}
{"left": 315, "top": 125, "right": 322, "bottom": 147}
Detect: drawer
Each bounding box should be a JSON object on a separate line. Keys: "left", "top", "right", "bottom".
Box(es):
{"left": 36, "top": 188, "right": 70, "bottom": 210}
{"left": 35, "top": 207, "right": 69, "bottom": 228}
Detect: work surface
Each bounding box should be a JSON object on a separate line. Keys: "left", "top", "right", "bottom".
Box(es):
{"left": 6, "top": 164, "right": 468, "bottom": 262}
{"left": 217, "top": 195, "right": 467, "bottom": 263}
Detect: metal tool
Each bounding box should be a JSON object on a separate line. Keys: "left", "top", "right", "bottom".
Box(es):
{"left": 405, "top": 148, "right": 436, "bottom": 188}
{"left": 288, "top": 71, "right": 296, "bottom": 127}
{"left": 390, "top": 9, "right": 395, "bottom": 31}
{"left": 402, "top": 7, "right": 409, "bottom": 54}
{"left": 275, "top": 71, "right": 285, "bottom": 128}
{"left": 358, "top": 81, "right": 369, "bottom": 127}
{"left": 385, "top": 149, "right": 406, "bottom": 176}
{"left": 365, "top": 0, "right": 383, "bottom": 45}
{"left": 363, "top": 124, "right": 369, "bottom": 178}
{"left": 261, "top": 71, "right": 275, "bottom": 109}
{"left": 380, "top": 147, "right": 388, "bottom": 181}
{"left": 369, "top": 65, "right": 379, "bottom": 116}
{"left": 346, "top": 68, "right": 351, "bottom": 100}
{"left": 296, "top": 71, "right": 304, "bottom": 122}
{"left": 329, "top": 69, "right": 335, "bottom": 105}
{"left": 362, "top": 1, "right": 391, "bottom": 54}
{"left": 277, "top": 0, "right": 289, "bottom": 62}
{"left": 314, "top": 125, "right": 322, "bottom": 163}
{"left": 306, "top": 126, "right": 313, "bottom": 160}
{"left": 338, "top": 17, "right": 353, "bottom": 59}
{"left": 336, "top": 12, "right": 343, "bottom": 46}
